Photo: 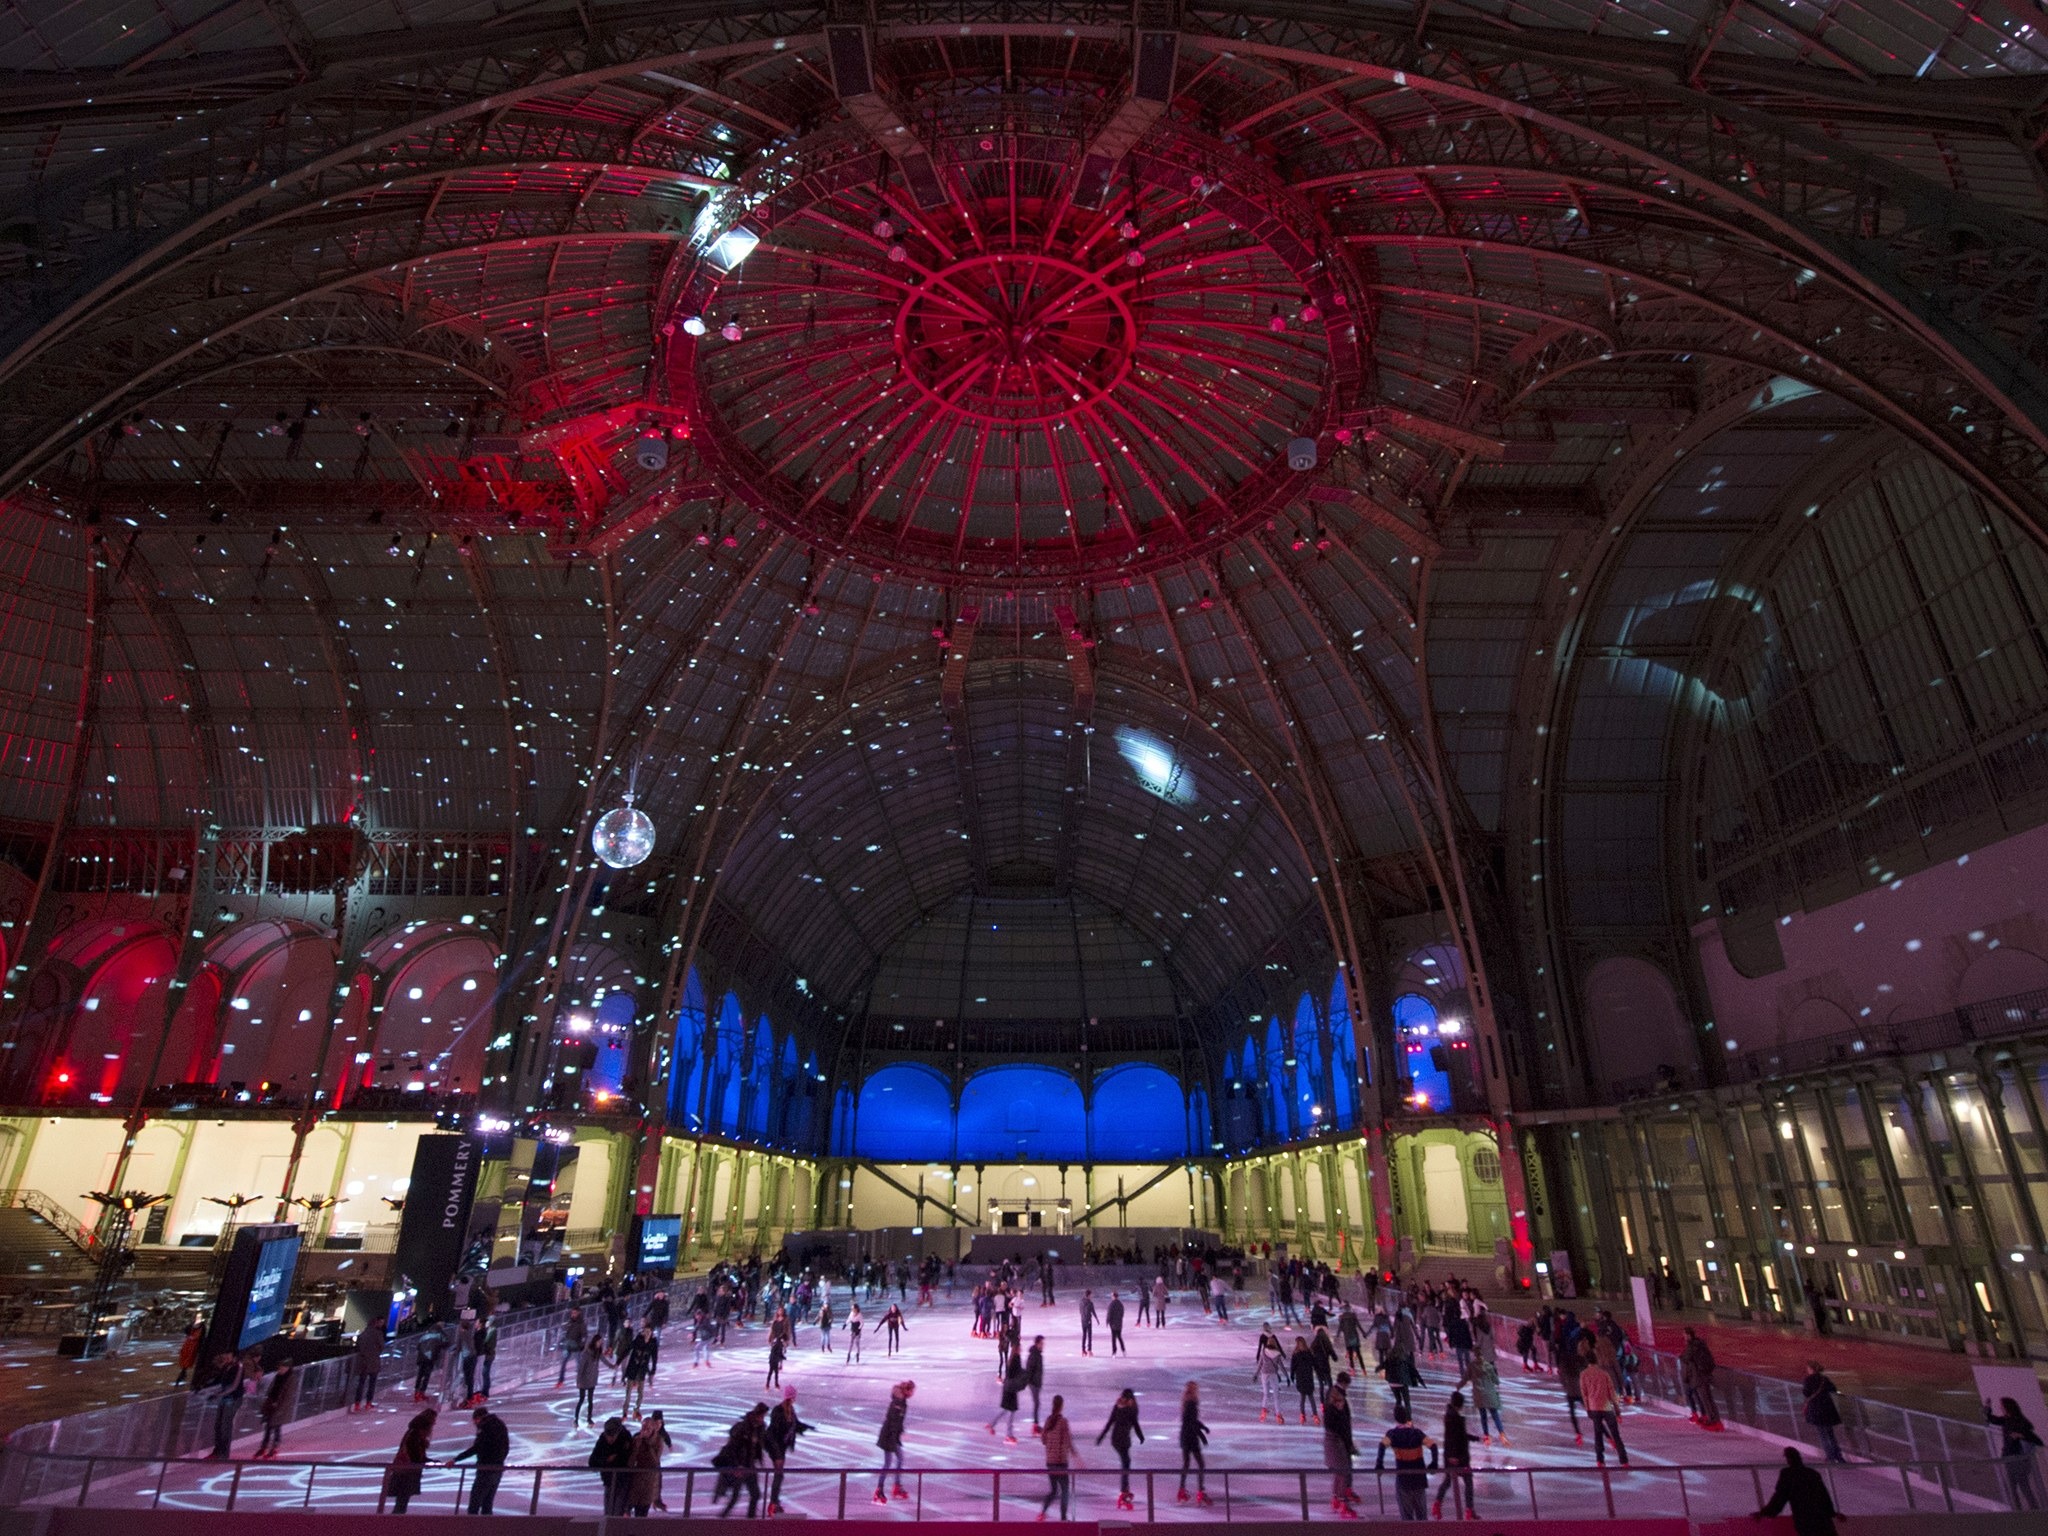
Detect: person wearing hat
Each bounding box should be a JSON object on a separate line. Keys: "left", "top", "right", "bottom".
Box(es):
{"left": 764, "top": 1387, "right": 812, "bottom": 1515}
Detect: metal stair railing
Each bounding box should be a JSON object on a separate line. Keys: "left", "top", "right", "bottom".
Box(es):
{"left": 0, "top": 1190, "right": 99, "bottom": 1257}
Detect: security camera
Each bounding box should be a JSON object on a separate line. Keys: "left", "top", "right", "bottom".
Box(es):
{"left": 1286, "top": 436, "right": 1317, "bottom": 472}
{"left": 635, "top": 430, "right": 669, "bottom": 472}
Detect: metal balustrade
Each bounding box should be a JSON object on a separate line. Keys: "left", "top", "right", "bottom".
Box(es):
{"left": 2, "top": 1451, "right": 2033, "bottom": 1520}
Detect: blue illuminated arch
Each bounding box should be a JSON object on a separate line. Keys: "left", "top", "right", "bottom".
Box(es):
{"left": 830, "top": 1082, "right": 856, "bottom": 1157}
{"left": 957, "top": 1065, "right": 1085, "bottom": 1162}
{"left": 713, "top": 994, "right": 745, "bottom": 1135}
{"left": 854, "top": 1063, "right": 956, "bottom": 1160}
{"left": 669, "top": 967, "right": 710, "bottom": 1129}
{"left": 1293, "top": 994, "right": 1324, "bottom": 1131}
{"left": 1189, "top": 1084, "right": 1214, "bottom": 1154}
{"left": 1265, "top": 1018, "right": 1290, "bottom": 1142}
{"left": 1328, "top": 978, "right": 1358, "bottom": 1129}
{"left": 744, "top": 1019, "right": 776, "bottom": 1137}
{"left": 1089, "top": 1064, "right": 1189, "bottom": 1159}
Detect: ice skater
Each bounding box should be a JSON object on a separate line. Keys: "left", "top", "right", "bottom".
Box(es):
{"left": 872, "top": 1381, "right": 913, "bottom": 1504}
{"left": 1096, "top": 1387, "right": 1144, "bottom": 1512}
{"left": 1176, "top": 1380, "right": 1210, "bottom": 1505}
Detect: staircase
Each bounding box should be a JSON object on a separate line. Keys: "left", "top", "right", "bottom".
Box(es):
{"left": 0, "top": 1205, "right": 96, "bottom": 1280}
{"left": 1403, "top": 1253, "right": 1501, "bottom": 1295}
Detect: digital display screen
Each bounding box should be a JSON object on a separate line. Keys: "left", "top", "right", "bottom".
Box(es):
{"left": 634, "top": 1215, "right": 682, "bottom": 1271}
{"left": 238, "top": 1232, "right": 302, "bottom": 1350}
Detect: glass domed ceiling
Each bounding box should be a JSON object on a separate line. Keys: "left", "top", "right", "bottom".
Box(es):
{"left": 670, "top": 121, "right": 1364, "bottom": 587}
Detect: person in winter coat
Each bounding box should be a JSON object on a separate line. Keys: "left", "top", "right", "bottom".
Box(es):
{"left": 627, "top": 1411, "right": 673, "bottom": 1517}
{"left": 414, "top": 1319, "right": 451, "bottom": 1402}
{"left": 1024, "top": 1335, "right": 1046, "bottom": 1430}
{"left": 351, "top": 1319, "right": 388, "bottom": 1411}
{"left": 1106, "top": 1293, "right": 1126, "bottom": 1356}
{"left": 710, "top": 1405, "right": 766, "bottom": 1519}
{"left": 1457, "top": 1346, "right": 1507, "bottom": 1445}
{"left": 449, "top": 1406, "right": 510, "bottom": 1515}
{"left": 1253, "top": 1329, "right": 1285, "bottom": 1422}
{"left": 1337, "top": 1306, "right": 1366, "bottom": 1372}
{"left": 873, "top": 1381, "right": 914, "bottom": 1503}
{"left": 1078, "top": 1291, "right": 1096, "bottom": 1356}
{"left": 1323, "top": 1373, "right": 1359, "bottom": 1517}
{"left": 989, "top": 1348, "right": 1028, "bottom": 1441}
{"left": 1433, "top": 1390, "right": 1474, "bottom": 1518}
{"left": 1151, "top": 1274, "right": 1169, "bottom": 1327}
{"left": 573, "top": 1334, "right": 607, "bottom": 1426}
{"left": 1986, "top": 1395, "right": 2043, "bottom": 1510}
{"left": 174, "top": 1322, "right": 203, "bottom": 1387}
{"left": 385, "top": 1408, "right": 436, "bottom": 1513}
{"left": 765, "top": 1330, "right": 787, "bottom": 1390}
{"left": 1680, "top": 1327, "right": 1723, "bottom": 1429}
{"left": 205, "top": 1350, "right": 247, "bottom": 1459}
{"left": 817, "top": 1296, "right": 834, "bottom": 1352}
{"left": 1801, "top": 1362, "right": 1845, "bottom": 1464}
{"left": 764, "top": 1388, "right": 811, "bottom": 1516}
{"left": 1096, "top": 1387, "right": 1144, "bottom": 1510}
{"left": 1176, "top": 1380, "right": 1211, "bottom": 1503}
{"left": 621, "top": 1325, "right": 658, "bottom": 1416}
{"left": 1310, "top": 1326, "right": 1338, "bottom": 1393}
{"left": 1290, "top": 1336, "right": 1322, "bottom": 1423}
{"left": 585, "top": 1417, "right": 630, "bottom": 1515}
{"left": 557, "top": 1308, "right": 588, "bottom": 1386}
{"left": 1038, "top": 1395, "right": 1077, "bottom": 1521}
{"left": 255, "top": 1359, "right": 299, "bottom": 1458}
{"left": 1752, "top": 1446, "right": 1839, "bottom": 1536}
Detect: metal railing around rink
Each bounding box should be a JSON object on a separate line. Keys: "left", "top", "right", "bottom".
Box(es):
{"left": 6, "top": 1451, "right": 2036, "bottom": 1520}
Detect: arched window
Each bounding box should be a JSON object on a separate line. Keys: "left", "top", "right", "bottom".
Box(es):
{"left": 1265, "top": 1017, "right": 1290, "bottom": 1142}
{"left": 1293, "top": 993, "right": 1324, "bottom": 1133}
{"left": 744, "top": 1018, "right": 776, "bottom": 1138}
{"left": 712, "top": 994, "right": 745, "bottom": 1135}
{"left": 854, "top": 1064, "right": 955, "bottom": 1160}
{"left": 1328, "top": 978, "right": 1359, "bottom": 1129}
{"left": 957, "top": 1065, "right": 1085, "bottom": 1162}
{"left": 1090, "top": 1064, "right": 1188, "bottom": 1159}
{"left": 670, "top": 968, "right": 709, "bottom": 1128}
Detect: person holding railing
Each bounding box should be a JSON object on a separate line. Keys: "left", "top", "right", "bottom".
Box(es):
{"left": 1986, "top": 1395, "right": 2043, "bottom": 1510}
{"left": 1802, "top": 1362, "right": 1846, "bottom": 1464}
{"left": 383, "top": 1407, "right": 435, "bottom": 1514}
{"left": 1751, "top": 1446, "right": 1837, "bottom": 1536}
{"left": 1680, "top": 1327, "right": 1724, "bottom": 1430}
{"left": 448, "top": 1404, "right": 509, "bottom": 1515}
{"left": 1373, "top": 1405, "right": 1437, "bottom": 1521}
{"left": 590, "top": 1414, "right": 634, "bottom": 1518}
{"left": 203, "top": 1349, "right": 247, "bottom": 1459}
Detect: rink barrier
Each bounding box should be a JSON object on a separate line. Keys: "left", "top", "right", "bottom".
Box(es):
{"left": 0, "top": 1451, "right": 2036, "bottom": 1520}
{"left": 1484, "top": 1306, "right": 2005, "bottom": 1472}
{"left": 0, "top": 1275, "right": 703, "bottom": 1508}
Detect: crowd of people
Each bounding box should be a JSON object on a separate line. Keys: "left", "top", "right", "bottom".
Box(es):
{"left": 162, "top": 1244, "right": 2042, "bottom": 1529}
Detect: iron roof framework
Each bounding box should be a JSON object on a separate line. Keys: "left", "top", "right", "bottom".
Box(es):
{"left": 0, "top": 1, "right": 2042, "bottom": 1140}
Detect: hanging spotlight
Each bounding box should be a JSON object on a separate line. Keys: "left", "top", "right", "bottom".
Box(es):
{"left": 888, "top": 243, "right": 909, "bottom": 264}
{"left": 1118, "top": 218, "right": 1141, "bottom": 241}
{"left": 1299, "top": 302, "right": 1321, "bottom": 323}
{"left": 1267, "top": 306, "right": 1287, "bottom": 334}
{"left": 872, "top": 217, "right": 896, "bottom": 240}
{"left": 591, "top": 796, "right": 656, "bottom": 870}
{"left": 720, "top": 317, "right": 745, "bottom": 342}
{"left": 1124, "top": 248, "right": 1146, "bottom": 267}
{"left": 635, "top": 430, "right": 669, "bottom": 472}
{"left": 680, "top": 315, "right": 707, "bottom": 337}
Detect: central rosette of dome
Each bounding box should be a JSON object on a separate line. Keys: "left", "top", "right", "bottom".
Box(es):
{"left": 896, "top": 253, "right": 1137, "bottom": 426}
{"left": 668, "top": 126, "right": 1363, "bottom": 587}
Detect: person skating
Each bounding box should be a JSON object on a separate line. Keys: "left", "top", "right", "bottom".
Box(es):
{"left": 882, "top": 1301, "right": 908, "bottom": 1356}
{"left": 1096, "top": 1387, "right": 1144, "bottom": 1511}
{"left": 1581, "top": 1350, "right": 1627, "bottom": 1466}
{"left": 384, "top": 1407, "right": 436, "bottom": 1514}
{"left": 1078, "top": 1291, "right": 1097, "bottom": 1356}
{"left": 766, "top": 1328, "right": 788, "bottom": 1390}
{"left": 573, "top": 1333, "right": 606, "bottom": 1426}
{"left": 846, "top": 1303, "right": 865, "bottom": 1363}
{"left": 1106, "top": 1292, "right": 1126, "bottom": 1356}
{"left": 989, "top": 1347, "right": 1028, "bottom": 1442}
{"left": 817, "top": 1296, "right": 834, "bottom": 1353}
{"left": 1382, "top": 1321, "right": 1421, "bottom": 1418}
{"left": 1176, "top": 1380, "right": 1211, "bottom": 1505}
{"left": 1802, "top": 1362, "right": 1845, "bottom": 1464}
{"left": 1152, "top": 1273, "right": 1169, "bottom": 1327}
{"left": 414, "top": 1317, "right": 451, "bottom": 1403}
{"left": 1253, "top": 1328, "right": 1285, "bottom": 1423}
{"left": 764, "top": 1387, "right": 811, "bottom": 1516}
{"left": 873, "top": 1380, "right": 914, "bottom": 1504}
{"left": 1037, "top": 1394, "right": 1076, "bottom": 1522}
{"left": 1374, "top": 1406, "right": 1438, "bottom": 1521}
{"left": 1680, "top": 1327, "right": 1724, "bottom": 1429}
{"left": 255, "top": 1358, "right": 298, "bottom": 1458}
{"left": 620, "top": 1324, "right": 658, "bottom": 1417}
{"left": 709, "top": 1405, "right": 765, "bottom": 1519}
{"left": 449, "top": 1404, "right": 510, "bottom": 1515}
{"left": 1025, "top": 1335, "right": 1046, "bottom": 1432}
{"left": 350, "top": 1317, "right": 388, "bottom": 1412}
{"left": 1457, "top": 1344, "right": 1507, "bottom": 1446}
{"left": 627, "top": 1410, "right": 673, "bottom": 1517}
{"left": 1338, "top": 1305, "right": 1366, "bottom": 1372}
{"left": 557, "top": 1306, "right": 587, "bottom": 1386}
{"left": 1289, "top": 1336, "right": 1321, "bottom": 1424}
{"left": 1432, "top": 1390, "right": 1476, "bottom": 1519}
{"left": 1323, "top": 1371, "right": 1359, "bottom": 1518}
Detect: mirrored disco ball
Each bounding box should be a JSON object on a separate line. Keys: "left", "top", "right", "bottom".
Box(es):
{"left": 591, "top": 805, "right": 656, "bottom": 869}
